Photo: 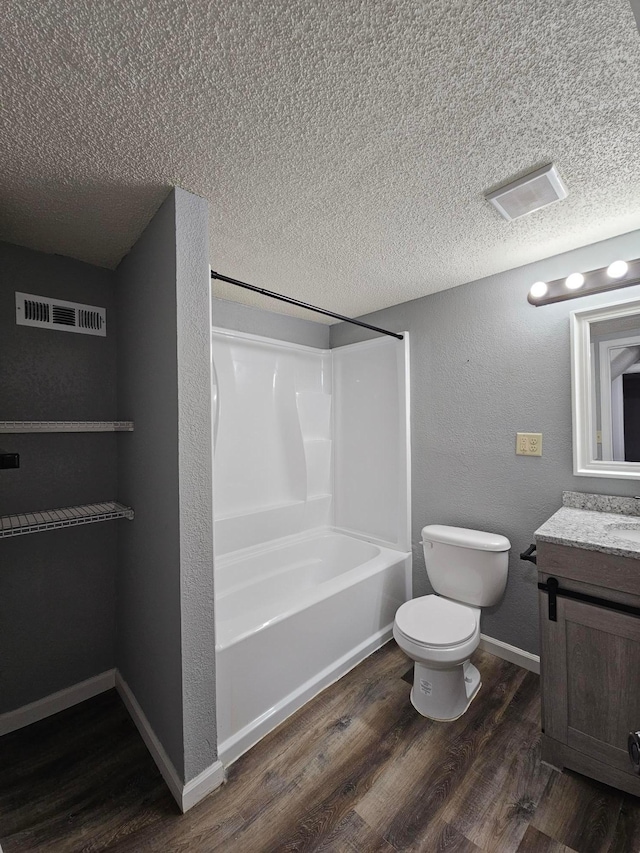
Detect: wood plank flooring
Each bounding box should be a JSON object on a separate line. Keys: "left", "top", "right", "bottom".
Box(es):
{"left": 2, "top": 643, "right": 640, "bottom": 852}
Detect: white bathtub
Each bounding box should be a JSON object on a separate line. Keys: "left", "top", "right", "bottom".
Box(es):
{"left": 215, "top": 529, "right": 411, "bottom": 765}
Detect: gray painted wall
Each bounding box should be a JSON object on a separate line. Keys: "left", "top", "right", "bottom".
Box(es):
{"left": 331, "top": 229, "right": 640, "bottom": 655}
{"left": 116, "top": 188, "right": 215, "bottom": 783}
{"left": 212, "top": 295, "right": 330, "bottom": 348}
{"left": 0, "top": 242, "right": 117, "bottom": 712}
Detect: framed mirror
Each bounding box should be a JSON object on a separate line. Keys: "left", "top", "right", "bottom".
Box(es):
{"left": 572, "top": 296, "right": 640, "bottom": 479}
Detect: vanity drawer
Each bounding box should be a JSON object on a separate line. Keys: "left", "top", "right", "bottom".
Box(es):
{"left": 537, "top": 541, "right": 640, "bottom": 598}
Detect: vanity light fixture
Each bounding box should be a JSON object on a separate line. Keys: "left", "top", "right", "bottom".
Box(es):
{"left": 565, "top": 273, "right": 585, "bottom": 290}
{"left": 528, "top": 257, "right": 640, "bottom": 306}
{"left": 529, "top": 281, "right": 548, "bottom": 299}
{"left": 607, "top": 260, "right": 629, "bottom": 279}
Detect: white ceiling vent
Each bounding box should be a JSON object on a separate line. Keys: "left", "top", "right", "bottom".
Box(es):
{"left": 15, "top": 292, "right": 106, "bottom": 336}
{"left": 485, "top": 164, "right": 568, "bottom": 221}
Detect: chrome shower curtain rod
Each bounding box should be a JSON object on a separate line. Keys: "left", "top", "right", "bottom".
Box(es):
{"left": 210, "top": 270, "right": 404, "bottom": 341}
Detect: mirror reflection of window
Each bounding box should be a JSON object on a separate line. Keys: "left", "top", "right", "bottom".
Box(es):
{"left": 590, "top": 315, "right": 640, "bottom": 463}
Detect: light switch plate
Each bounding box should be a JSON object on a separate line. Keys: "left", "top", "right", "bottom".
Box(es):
{"left": 516, "top": 432, "right": 542, "bottom": 456}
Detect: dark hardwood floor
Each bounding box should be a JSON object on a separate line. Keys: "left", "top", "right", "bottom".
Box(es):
{"left": 2, "top": 643, "right": 640, "bottom": 852}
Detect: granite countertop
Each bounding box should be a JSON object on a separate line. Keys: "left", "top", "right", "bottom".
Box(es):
{"left": 535, "top": 491, "right": 640, "bottom": 560}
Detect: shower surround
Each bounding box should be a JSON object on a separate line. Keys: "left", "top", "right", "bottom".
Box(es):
{"left": 212, "top": 328, "right": 411, "bottom": 765}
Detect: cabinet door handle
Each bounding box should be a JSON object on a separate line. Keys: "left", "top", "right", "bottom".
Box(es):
{"left": 628, "top": 732, "right": 640, "bottom": 774}
{"left": 538, "top": 577, "right": 558, "bottom": 621}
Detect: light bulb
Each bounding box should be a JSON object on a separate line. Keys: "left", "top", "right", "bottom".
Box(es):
{"left": 565, "top": 273, "right": 585, "bottom": 290}
{"left": 607, "top": 260, "right": 628, "bottom": 279}
{"left": 529, "top": 281, "right": 548, "bottom": 299}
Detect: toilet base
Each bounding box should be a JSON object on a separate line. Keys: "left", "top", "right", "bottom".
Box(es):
{"left": 410, "top": 660, "right": 481, "bottom": 721}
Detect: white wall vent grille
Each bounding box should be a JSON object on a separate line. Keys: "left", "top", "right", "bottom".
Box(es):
{"left": 16, "top": 292, "right": 106, "bottom": 336}
{"left": 485, "top": 164, "right": 568, "bottom": 221}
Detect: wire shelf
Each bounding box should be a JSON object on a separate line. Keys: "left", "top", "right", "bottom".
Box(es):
{"left": 0, "top": 502, "right": 134, "bottom": 538}
{"left": 0, "top": 421, "right": 134, "bottom": 433}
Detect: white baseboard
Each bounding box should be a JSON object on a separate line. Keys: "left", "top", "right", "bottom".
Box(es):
{"left": 182, "top": 760, "right": 226, "bottom": 812}
{"left": 115, "top": 672, "right": 184, "bottom": 807}
{"left": 0, "top": 669, "right": 116, "bottom": 737}
{"left": 0, "top": 669, "right": 224, "bottom": 813}
{"left": 115, "top": 673, "right": 224, "bottom": 813}
{"left": 479, "top": 634, "right": 540, "bottom": 674}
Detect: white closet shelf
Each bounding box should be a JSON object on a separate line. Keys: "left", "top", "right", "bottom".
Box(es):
{"left": 0, "top": 421, "right": 134, "bottom": 433}
{"left": 0, "top": 502, "right": 134, "bottom": 538}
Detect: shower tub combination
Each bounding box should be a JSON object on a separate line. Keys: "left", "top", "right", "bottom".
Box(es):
{"left": 212, "top": 327, "right": 411, "bottom": 766}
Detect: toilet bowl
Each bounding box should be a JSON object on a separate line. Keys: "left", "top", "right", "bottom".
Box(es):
{"left": 394, "top": 525, "right": 510, "bottom": 721}
{"left": 394, "top": 595, "right": 482, "bottom": 720}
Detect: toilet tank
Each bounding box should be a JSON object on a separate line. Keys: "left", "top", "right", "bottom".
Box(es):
{"left": 421, "top": 525, "right": 510, "bottom": 607}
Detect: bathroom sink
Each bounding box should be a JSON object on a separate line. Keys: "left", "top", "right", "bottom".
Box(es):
{"left": 608, "top": 524, "right": 640, "bottom": 544}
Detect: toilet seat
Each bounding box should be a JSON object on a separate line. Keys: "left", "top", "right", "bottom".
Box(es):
{"left": 394, "top": 595, "right": 477, "bottom": 648}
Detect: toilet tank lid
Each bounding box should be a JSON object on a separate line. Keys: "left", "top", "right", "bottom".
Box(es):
{"left": 421, "top": 524, "right": 511, "bottom": 552}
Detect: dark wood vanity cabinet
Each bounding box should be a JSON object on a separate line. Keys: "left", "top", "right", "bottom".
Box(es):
{"left": 537, "top": 540, "right": 640, "bottom": 797}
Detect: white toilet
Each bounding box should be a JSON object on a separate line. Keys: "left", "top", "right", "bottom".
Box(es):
{"left": 393, "top": 524, "right": 510, "bottom": 721}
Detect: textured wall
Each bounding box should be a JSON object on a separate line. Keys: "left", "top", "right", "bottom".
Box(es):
{"left": 0, "top": 242, "right": 117, "bottom": 712}
{"left": 116, "top": 188, "right": 215, "bottom": 783}
{"left": 211, "top": 296, "right": 330, "bottom": 348}
{"left": 331, "top": 229, "right": 640, "bottom": 656}
{"left": 174, "top": 188, "right": 216, "bottom": 782}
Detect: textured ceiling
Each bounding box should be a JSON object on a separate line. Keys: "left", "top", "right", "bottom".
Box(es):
{"left": 2, "top": 0, "right": 640, "bottom": 321}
